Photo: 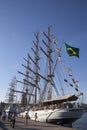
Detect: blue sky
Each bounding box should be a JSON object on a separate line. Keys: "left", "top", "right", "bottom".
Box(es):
{"left": 0, "top": 0, "right": 87, "bottom": 103}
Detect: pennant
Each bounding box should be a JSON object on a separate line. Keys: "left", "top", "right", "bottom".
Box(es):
{"left": 65, "top": 43, "right": 79, "bottom": 58}
{"left": 72, "top": 78, "right": 78, "bottom": 84}
{"left": 75, "top": 88, "right": 79, "bottom": 91}
{"left": 64, "top": 67, "right": 71, "bottom": 71}
{"left": 75, "top": 83, "right": 79, "bottom": 87}
{"left": 68, "top": 74, "right": 72, "bottom": 76}
{"left": 69, "top": 83, "right": 73, "bottom": 87}
{"left": 80, "top": 92, "right": 83, "bottom": 95}
{"left": 64, "top": 79, "right": 68, "bottom": 82}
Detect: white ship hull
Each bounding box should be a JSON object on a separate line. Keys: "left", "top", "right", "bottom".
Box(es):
{"left": 29, "top": 108, "right": 83, "bottom": 124}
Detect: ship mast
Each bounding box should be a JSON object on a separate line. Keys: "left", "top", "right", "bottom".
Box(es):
{"left": 46, "top": 26, "right": 52, "bottom": 99}
{"left": 22, "top": 32, "right": 40, "bottom": 104}
{"left": 6, "top": 77, "right": 17, "bottom": 104}
{"left": 15, "top": 32, "right": 40, "bottom": 106}
{"left": 17, "top": 54, "right": 32, "bottom": 107}
{"left": 33, "top": 32, "right": 40, "bottom": 103}
{"left": 41, "top": 26, "right": 53, "bottom": 100}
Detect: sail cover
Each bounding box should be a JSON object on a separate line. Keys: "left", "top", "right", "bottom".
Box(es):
{"left": 42, "top": 94, "right": 78, "bottom": 105}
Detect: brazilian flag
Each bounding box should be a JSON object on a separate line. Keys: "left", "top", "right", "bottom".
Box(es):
{"left": 65, "top": 43, "right": 79, "bottom": 58}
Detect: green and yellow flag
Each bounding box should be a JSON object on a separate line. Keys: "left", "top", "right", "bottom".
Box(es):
{"left": 65, "top": 43, "right": 79, "bottom": 58}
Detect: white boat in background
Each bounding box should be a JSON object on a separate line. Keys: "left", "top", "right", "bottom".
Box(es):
{"left": 13, "top": 26, "right": 83, "bottom": 125}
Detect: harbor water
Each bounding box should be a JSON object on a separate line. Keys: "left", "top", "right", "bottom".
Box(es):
{"left": 72, "top": 112, "right": 87, "bottom": 130}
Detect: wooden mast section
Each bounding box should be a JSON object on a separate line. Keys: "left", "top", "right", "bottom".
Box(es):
{"left": 33, "top": 32, "right": 40, "bottom": 104}
{"left": 40, "top": 26, "right": 53, "bottom": 100}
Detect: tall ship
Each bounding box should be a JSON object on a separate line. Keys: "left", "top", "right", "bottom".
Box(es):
{"left": 14, "top": 26, "right": 83, "bottom": 125}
